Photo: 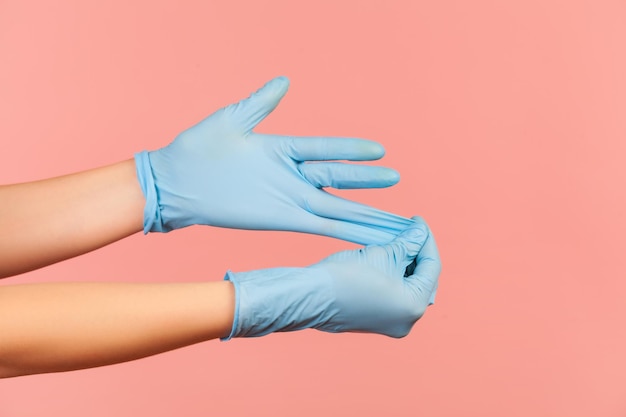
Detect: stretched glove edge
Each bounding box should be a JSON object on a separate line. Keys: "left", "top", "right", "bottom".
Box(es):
{"left": 134, "top": 151, "right": 164, "bottom": 233}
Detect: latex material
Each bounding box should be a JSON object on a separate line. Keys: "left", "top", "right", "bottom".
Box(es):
{"left": 134, "top": 77, "right": 414, "bottom": 245}
{"left": 224, "top": 217, "right": 440, "bottom": 339}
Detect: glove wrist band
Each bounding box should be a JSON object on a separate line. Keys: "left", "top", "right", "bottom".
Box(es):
{"left": 134, "top": 151, "right": 163, "bottom": 233}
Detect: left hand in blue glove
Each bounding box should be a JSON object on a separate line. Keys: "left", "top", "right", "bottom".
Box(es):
{"left": 134, "top": 76, "right": 413, "bottom": 245}
{"left": 223, "top": 217, "right": 441, "bottom": 340}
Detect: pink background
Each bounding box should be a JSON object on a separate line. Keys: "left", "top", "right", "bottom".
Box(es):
{"left": 1, "top": 1, "right": 625, "bottom": 416}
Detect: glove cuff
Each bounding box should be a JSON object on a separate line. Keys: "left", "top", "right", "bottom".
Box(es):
{"left": 221, "top": 270, "right": 240, "bottom": 341}
{"left": 134, "top": 151, "right": 164, "bottom": 233}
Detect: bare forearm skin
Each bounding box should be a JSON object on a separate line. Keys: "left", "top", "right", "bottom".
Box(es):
{"left": 0, "top": 160, "right": 237, "bottom": 378}
{"left": 0, "top": 159, "right": 145, "bottom": 278}
{"left": 0, "top": 281, "right": 234, "bottom": 378}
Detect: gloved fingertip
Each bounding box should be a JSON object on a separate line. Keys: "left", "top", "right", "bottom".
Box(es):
{"left": 364, "top": 141, "right": 386, "bottom": 159}
{"left": 400, "top": 222, "right": 428, "bottom": 244}
{"left": 272, "top": 75, "right": 290, "bottom": 84}
{"left": 240, "top": 77, "right": 290, "bottom": 129}
{"left": 382, "top": 168, "right": 400, "bottom": 186}
{"left": 410, "top": 215, "right": 426, "bottom": 225}
{"left": 260, "top": 76, "right": 290, "bottom": 97}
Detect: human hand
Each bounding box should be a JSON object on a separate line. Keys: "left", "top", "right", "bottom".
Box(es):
{"left": 224, "top": 217, "right": 441, "bottom": 339}
{"left": 134, "top": 76, "right": 413, "bottom": 244}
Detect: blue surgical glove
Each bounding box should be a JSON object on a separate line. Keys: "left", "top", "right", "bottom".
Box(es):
{"left": 223, "top": 217, "right": 441, "bottom": 339}
{"left": 134, "top": 76, "right": 413, "bottom": 245}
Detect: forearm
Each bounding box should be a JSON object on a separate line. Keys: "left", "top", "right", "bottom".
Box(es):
{"left": 0, "top": 159, "right": 145, "bottom": 278}
{"left": 0, "top": 281, "right": 234, "bottom": 378}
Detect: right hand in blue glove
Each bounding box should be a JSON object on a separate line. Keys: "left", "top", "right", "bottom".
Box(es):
{"left": 223, "top": 217, "right": 440, "bottom": 340}
{"left": 134, "top": 76, "right": 413, "bottom": 245}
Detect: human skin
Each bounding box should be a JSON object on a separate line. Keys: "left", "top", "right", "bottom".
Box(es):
{"left": 0, "top": 159, "right": 144, "bottom": 278}
{"left": 0, "top": 159, "right": 236, "bottom": 378}
{"left": 0, "top": 281, "right": 234, "bottom": 378}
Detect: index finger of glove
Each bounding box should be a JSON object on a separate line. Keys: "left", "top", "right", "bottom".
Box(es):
{"left": 283, "top": 136, "right": 386, "bottom": 162}
{"left": 385, "top": 218, "right": 430, "bottom": 266}
{"left": 406, "top": 227, "right": 441, "bottom": 305}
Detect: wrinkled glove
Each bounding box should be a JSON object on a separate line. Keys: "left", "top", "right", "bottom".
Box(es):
{"left": 223, "top": 217, "right": 440, "bottom": 340}
{"left": 135, "top": 76, "right": 413, "bottom": 245}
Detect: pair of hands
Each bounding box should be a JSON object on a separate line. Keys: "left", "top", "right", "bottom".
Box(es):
{"left": 135, "top": 77, "right": 441, "bottom": 338}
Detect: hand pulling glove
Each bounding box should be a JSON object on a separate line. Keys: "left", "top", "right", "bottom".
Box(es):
{"left": 135, "top": 76, "right": 413, "bottom": 245}
{"left": 223, "top": 217, "right": 441, "bottom": 339}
